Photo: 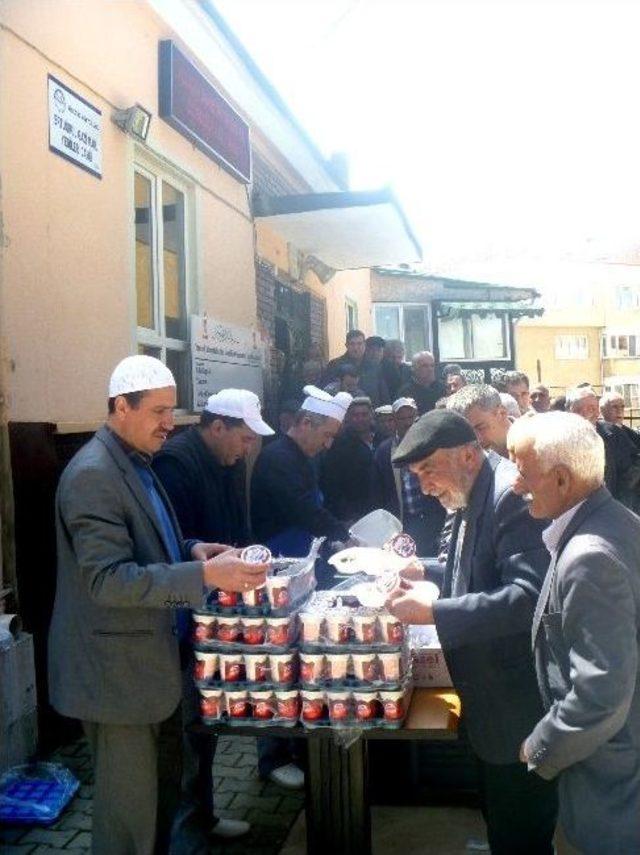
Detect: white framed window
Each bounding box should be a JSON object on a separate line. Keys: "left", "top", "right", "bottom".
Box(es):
{"left": 606, "top": 382, "right": 640, "bottom": 409}
{"left": 373, "top": 303, "right": 431, "bottom": 359}
{"left": 615, "top": 285, "right": 640, "bottom": 311}
{"left": 438, "top": 313, "right": 509, "bottom": 361}
{"left": 134, "top": 163, "right": 193, "bottom": 409}
{"left": 602, "top": 331, "right": 640, "bottom": 358}
{"left": 345, "top": 298, "right": 359, "bottom": 333}
{"left": 555, "top": 334, "right": 589, "bottom": 360}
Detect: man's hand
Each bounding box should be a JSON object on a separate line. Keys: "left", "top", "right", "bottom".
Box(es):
{"left": 191, "top": 542, "right": 234, "bottom": 562}
{"left": 399, "top": 560, "right": 425, "bottom": 582}
{"left": 386, "top": 579, "right": 435, "bottom": 625}
{"left": 202, "top": 548, "right": 268, "bottom": 593}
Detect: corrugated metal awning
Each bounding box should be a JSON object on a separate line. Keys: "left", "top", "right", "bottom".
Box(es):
{"left": 438, "top": 301, "right": 544, "bottom": 319}
{"left": 253, "top": 187, "right": 422, "bottom": 271}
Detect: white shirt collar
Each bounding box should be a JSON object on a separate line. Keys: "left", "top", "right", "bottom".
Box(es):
{"left": 541, "top": 501, "right": 586, "bottom": 554}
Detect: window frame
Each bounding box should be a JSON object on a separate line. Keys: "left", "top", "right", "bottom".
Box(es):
{"left": 345, "top": 297, "right": 359, "bottom": 334}
{"left": 133, "top": 157, "right": 195, "bottom": 410}
{"left": 372, "top": 302, "right": 433, "bottom": 357}
{"left": 555, "top": 334, "right": 589, "bottom": 360}
{"left": 437, "top": 312, "right": 510, "bottom": 362}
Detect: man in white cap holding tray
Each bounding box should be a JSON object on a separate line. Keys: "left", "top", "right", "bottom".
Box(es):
{"left": 153, "top": 388, "right": 273, "bottom": 844}
{"left": 250, "top": 384, "right": 352, "bottom": 790}
{"left": 48, "top": 356, "right": 268, "bottom": 855}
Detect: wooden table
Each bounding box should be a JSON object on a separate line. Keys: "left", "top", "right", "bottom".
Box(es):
{"left": 193, "top": 688, "right": 460, "bottom": 855}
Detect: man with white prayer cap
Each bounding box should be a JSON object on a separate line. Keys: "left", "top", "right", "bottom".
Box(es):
{"left": 48, "top": 355, "right": 268, "bottom": 855}
{"left": 250, "top": 385, "right": 352, "bottom": 790}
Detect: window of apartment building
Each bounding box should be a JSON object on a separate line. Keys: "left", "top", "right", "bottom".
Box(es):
{"left": 373, "top": 304, "right": 431, "bottom": 359}
{"left": 438, "top": 313, "right": 508, "bottom": 361}
{"left": 602, "top": 333, "right": 640, "bottom": 358}
{"left": 606, "top": 382, "right": 640, "bottom": 410}
{"left": 555, "top": 334, "right": 589, "bottom": 360}
{"left": 615, "top": 285, "right": 640, "bottom": 311}
{"left": 345, "top": 298, "right": 359, "bottom": 333}
{"left": 134, "top": 165, "right": 192, "bottom": 409}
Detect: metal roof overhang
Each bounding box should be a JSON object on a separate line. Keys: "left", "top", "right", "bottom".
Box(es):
{"left": 438, "top": 301, "right": 544, "bottom": 319}
{"left": 253, "top": 187, "right": 422, "bottom": 271}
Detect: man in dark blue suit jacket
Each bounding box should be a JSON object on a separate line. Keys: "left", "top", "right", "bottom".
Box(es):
{"left": 388, "top": 410, "right": 557, "bottom": 854}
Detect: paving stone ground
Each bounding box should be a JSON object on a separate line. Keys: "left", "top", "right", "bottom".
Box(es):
{"left": 0, "top": 735, "right": 304, "bottom": 855}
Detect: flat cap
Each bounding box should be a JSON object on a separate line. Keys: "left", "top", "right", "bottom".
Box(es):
{"left": 392, "top": 409, "right": 476, "bottom": 467}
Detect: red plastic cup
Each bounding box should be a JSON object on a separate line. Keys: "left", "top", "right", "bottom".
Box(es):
{"left": 199, "top": 689, "right": 222, "bottom": 720}
{"left": 220, "top": 654, "right": 245, "bottom": 683}
{"left": 301, "top": 690, "right": 325, "bottom": 722}
{"left": 266, "top": 617, "right": 291, "bottom": 646}
{"left": 380, "top": 690, "right": 405, "bottom": 721}
{"left": 270, "top": 653, "right": 297, "bottom": 684}
{"left": 251, "top": 690, "right": 275, "bottom": 720}
{"left": 328, "top": 691, "right": 351, "bottom": 723}
{"left": 276, "top": 690, "right": 301, "bottom": 721}
{"left": 354, "top": 692, "right": 378, "bottom": 721}
{"left": 242, "top": 617, "right": 266, "bottom": 645}
{"left": 226, "top": 690, "right": 250, "bottom": 719}
{"left": 217, "top": 590, "right": 239, "bottom": 608}
{"left": 192, "top": 613, "right": 216, "bottom": 643}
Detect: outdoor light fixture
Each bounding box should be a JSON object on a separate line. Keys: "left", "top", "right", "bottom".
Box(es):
{"left": 112, "top": 104, "right": 152, "bottom": 142}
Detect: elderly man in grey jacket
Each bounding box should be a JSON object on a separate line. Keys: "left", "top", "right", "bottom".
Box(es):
{"left": 509, "top": 412, "right": 640, "bottom": 855}
{"left": 48, "top": 356, "right": 267, "bottom": 855}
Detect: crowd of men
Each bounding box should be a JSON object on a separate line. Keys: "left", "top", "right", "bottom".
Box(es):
{"left": 47, "top": 341, "right": 640, "bottom": 855}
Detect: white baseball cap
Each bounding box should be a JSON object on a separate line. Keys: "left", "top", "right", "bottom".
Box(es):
{"left": 392, "top": 397, "right": 418, "bottom": 413}
{"left": 205, "top": 389, "right": 274, "bottom": 436}
{"left": 109, "top": 355, "right": 176, "bottom": 397}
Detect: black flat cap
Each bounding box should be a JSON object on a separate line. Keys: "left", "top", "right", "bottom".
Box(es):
{"left": 392, "top": 409, "right": 476, "bottom": 467}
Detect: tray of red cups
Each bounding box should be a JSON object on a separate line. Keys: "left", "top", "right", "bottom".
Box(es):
{"left": 300, "top": 683, "right": 412, "bottom": 730}
{"left": 199, "top": 686, "right": 301, "bottom": 728}
{"left": 192, "top": 610, "right": 299, "bottom": 653}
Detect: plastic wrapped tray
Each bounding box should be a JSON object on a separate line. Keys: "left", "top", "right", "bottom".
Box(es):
{"left": 0, "top": 763, "right": 79, "bottom": 826}
{"left": 199, "top": 687, "right": 300, "bottom": 727}
{"left": 193, "top": 612, "right": 299, "bottom": 652}
{"left": 300, "top": 683, "right": 412, "bottom": 730}
{"left": 299, "top": 648, "right": 409, "bottom": 691}
{"left": 194, "top": 648, "right": 299, "bottom": 688}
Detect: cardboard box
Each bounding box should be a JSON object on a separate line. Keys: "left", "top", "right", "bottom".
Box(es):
{"left": 0, "top": 633, "right": 38, "bottom": 772}
{"left": 0, "top": 708, "right": 38, "bottom": 774}
{"left": 409, "top": 625, "right": 453, "bottom": 688}
{"left": 412, "top": 646, "right": 453, "bottom": 688}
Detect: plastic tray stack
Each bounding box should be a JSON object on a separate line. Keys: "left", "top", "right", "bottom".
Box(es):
{"left": 296, "top": 589, "right": 412, "bottom": 729}
{"left": 195, "top": 552, "right": 317, "bottom": 727}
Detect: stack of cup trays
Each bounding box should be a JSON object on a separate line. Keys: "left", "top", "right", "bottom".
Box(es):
{"left": 296, "top": 596, "right": 413, "bottom": 729}
{"left": 195, "top": 544, "right": 318, "bottom": 726}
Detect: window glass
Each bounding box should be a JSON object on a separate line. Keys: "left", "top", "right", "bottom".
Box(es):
{"left": 135, "top": 172, "right": 154, "bottom": 330}
{"left": 471, "top": 314, "right": 506, "bottom": 359}
{"left": 403, "top": 307, "right": 429, "bottom": 358}
{"left": 374, "top": 305, "right": 401, "bottom": 340}
{"left": 165, "top": 348, "right": 189, "bottom": 410}
{"left": 162, "top": 182, "right": 187, "bottom": 341}
{"left": 438, "top": 316, "right": 466, "bottom": 359}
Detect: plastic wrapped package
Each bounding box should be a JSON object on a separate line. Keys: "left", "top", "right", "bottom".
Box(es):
{"left": 194, "top": 648, "right": 299, "bottom": 690}
{"left": 199, "top": 686, "right": 301, "bottom": 727}
{"left": 300, "top": 683, "right": 412, "bottom": 729}
{"left": 202, "top": 538, "right": 323, "bottom": 617}
{"left": 0, "top": 762, "right": 79, "bottom": 825}
{"left": 192, "top": 612, "right": 298, "bottom": 652}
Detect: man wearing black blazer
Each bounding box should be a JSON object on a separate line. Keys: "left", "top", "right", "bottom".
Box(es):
{"left": 387, "top": 409, "right": 557, "bottom": 854}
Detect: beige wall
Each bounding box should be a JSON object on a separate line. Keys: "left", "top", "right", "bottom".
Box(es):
{"left": 1, "top": 0, "right": 255, "bottom": 424}
{"left": 325, "top": 269, "right": 373, "bottom": 358}
{"left": 515, "top": 325, "right": 602, "bottom": 391}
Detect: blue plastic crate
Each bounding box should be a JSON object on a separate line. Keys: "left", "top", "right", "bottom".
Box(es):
{"left": 0, "top": 762, "right": 79, "bottom": 825}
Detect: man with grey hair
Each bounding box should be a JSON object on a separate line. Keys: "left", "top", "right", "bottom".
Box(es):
{"left": 566, "top": 385, "right": 640, "bottom": 507}
{"left": 447, "top": 384, "right": 511, "bottom": 457}
{"left": 398, "top": 350, "right": 446, "bottom": 415}
{"left": 600, "top": 391, "right": 640, "bottom": 451}
{"left": 508, "top": 412, "right": 640, "bottom": 855}
{"left": 387, "top": 409, "right": 557, "bottom": 854}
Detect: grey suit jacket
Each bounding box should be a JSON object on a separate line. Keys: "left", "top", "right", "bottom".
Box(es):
{"left": 527, "top": 487, "right": 640, "bottom": 854}
{"left": 48, "top": 426, "right": 204, "bottom": 724}
{"left": 433, "top": 453, "right": 549, "bottom": 763}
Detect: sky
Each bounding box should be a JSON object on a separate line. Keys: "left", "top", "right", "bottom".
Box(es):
{"left": 214, "top": 0, "right": 640, "bottom": 284}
